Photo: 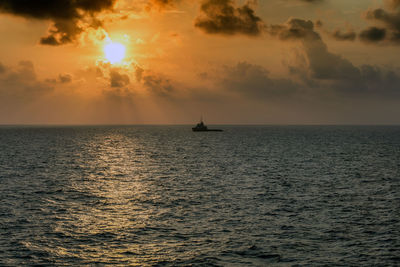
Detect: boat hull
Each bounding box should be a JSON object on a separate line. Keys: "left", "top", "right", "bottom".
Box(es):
{"left": 192, "top": 128, "right": 223, "bottom": 132}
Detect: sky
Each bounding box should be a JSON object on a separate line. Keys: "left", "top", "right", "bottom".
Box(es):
{"left": 0, "top": 0, "right": 400, "bottom": 125}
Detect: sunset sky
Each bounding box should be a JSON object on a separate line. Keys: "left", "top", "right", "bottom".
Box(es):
{"left": 0, "top": 0, "right": 400, "bottom": 124}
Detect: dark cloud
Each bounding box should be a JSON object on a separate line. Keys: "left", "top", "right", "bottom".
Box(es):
{"left": 194, "top": 0, "right": 264, "bottom": 36}
{"left": 359, "top": 26, "right": 387, "bottom": 43}
{"left": 266, "top": 20, "right": 363, "bottom": 87}
{"left": 110, "top": 69, "right": 130, "bottom": 87}
{"left": 331, "top": 29, "right": 356, "bottom": 41}
{"left": 59, "top": 74, "right": 72, "bottom": 84}
{"left": 143, "top": 73, "right": 174, "bottom": 97}
{"left": 303, "top": 37, "right": 361, "bottom": 81}
{"left": 39, "top": 19, "right": 85, "bottom": 46}
{"left": 40, "top": 35, "right": 62, "bottom": 46}
{"left": 267, "top": 19, "right": 400, "bottom": 96}
{"left": 267, "top": 19, "right": 365, "bottom": 83}
{"left": 0, "top": 0, "right": 116, "bottom": 19}
{"left": 366, "top": 8, "right": 400, "bottom": 29}
{"left": 0, "top": 0, "right": 117, "bottom": 45}
{"left": 45, "top": 73, "right": 72, "bottom": 84}
{"left": 268, "top": 18, "right": 319, "bottom": 40}
{"left": 359, "top": 5, "right": 400, "bottom": 44}
{"left": 134, "top": 65, "right": 144, "bottom": 82}
{"left": 315, "top": 20, "right": 355, "bottom": 42}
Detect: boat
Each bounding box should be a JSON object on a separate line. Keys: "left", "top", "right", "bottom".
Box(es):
{"left": 192, "top": 119, "right": 223, "bottom": 132}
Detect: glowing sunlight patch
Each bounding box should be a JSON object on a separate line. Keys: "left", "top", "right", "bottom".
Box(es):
{"left": 104, "top": 42, "right": 126, "bottom": 64}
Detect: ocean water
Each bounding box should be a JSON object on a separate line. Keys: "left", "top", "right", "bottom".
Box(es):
{"left": 0, "top": 125, "right": 399, "bottom": 266}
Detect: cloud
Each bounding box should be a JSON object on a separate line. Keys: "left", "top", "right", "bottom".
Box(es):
{"left": 46, "top": 73, "right": 73, "bottom": 84}
{"left": 76, "top": 66, "right": 104, "bottom": 86}
{"left": 366, "top": 8, "right": 400, "bottom": 29}
{"left": 0, "top": 62, "right": 5, "bottom": 74}
{"left": 110, "top": 69, "right": 130, "bottom": 87}
{"left": 134, "top": 65, "right": 144, "bottom": 82}
{"left": 300, "top": 0, "right": 323, "bottom": 2}
{"left": 0, "top": 0, "right": 117, "bottom": 45}
{"left": 147, "top": 0, "right": 178, "bottom": 10}
{"left": 331, "top": 29, "right": 356, "bottom": 41}
{"left": 77, "top": 63, "right": 130, "bottom": 88}
{"left": 268, "top": 18, "right": 319, "bottom": 40}
{"left": 297, "top": 23, "right": 400, "bottom": 97}
{"left": 304, "top": 40, "right": 361, "bottom": 81}
{"left": 194, "top": 0, "right": 264, "bottom": 36}
{"left": 39, "top": 19, "right": 85, "bottom": 46}
{"left": 271, "top": 19, "right": 363, "bottom": 83}
{"left": 359, "top": 4, "right": 400, "bottom": 44}
{"left": 220, "top": 61, "right": 297, "bottom": 98}
{"left": 386, "top": 0, "right": 400, "bottom": 10}
{"left": 268, "top": 19, "right": 360, "bottom": 80}
{"left": 59, "top": 74, "right": 72, "bottom": 84}
{"left": 0, "top": 61, "right": 53, "bottom": 103}
{"left": 142, "top": 72, "right": 174, "bottom": 96}
{"left": 359, "top": 26, "right": 387, "bottom": 43}
{"left": 265, "top": 18, "right": 400, "bottom": 96}
{"left": 358, "top": 64, "right": 400, "bottom": 93}
{"left": 102, "top": 87, "right": 135, "bottom": 103}
{"left": 313, "top": 18, "right": 356, "bottom": 43}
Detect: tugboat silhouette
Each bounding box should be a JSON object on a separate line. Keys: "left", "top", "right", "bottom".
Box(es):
{"left": 192, "top": 117, "right": 223, "bottom": 132}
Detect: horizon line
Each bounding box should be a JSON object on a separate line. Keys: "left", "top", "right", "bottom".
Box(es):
{"left": 1, "top": 123, "right": 400, "bottom": 127}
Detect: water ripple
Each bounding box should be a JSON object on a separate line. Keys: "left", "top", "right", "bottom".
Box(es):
{"left": 0, "top": 126, "right": 399, "bottom": 266}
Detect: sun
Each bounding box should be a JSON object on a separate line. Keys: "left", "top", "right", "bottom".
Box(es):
{"left": 104, "top": 42, "right": 126, "bottom": 64}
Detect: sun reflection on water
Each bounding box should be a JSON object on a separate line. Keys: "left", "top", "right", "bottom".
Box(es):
{"left": 56, "top": 132, "right": 168, "bottom": 264}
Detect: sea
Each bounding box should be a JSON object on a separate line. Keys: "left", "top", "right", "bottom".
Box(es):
{"left": 0, "top": 125, "right": 399, "bottom": 266}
